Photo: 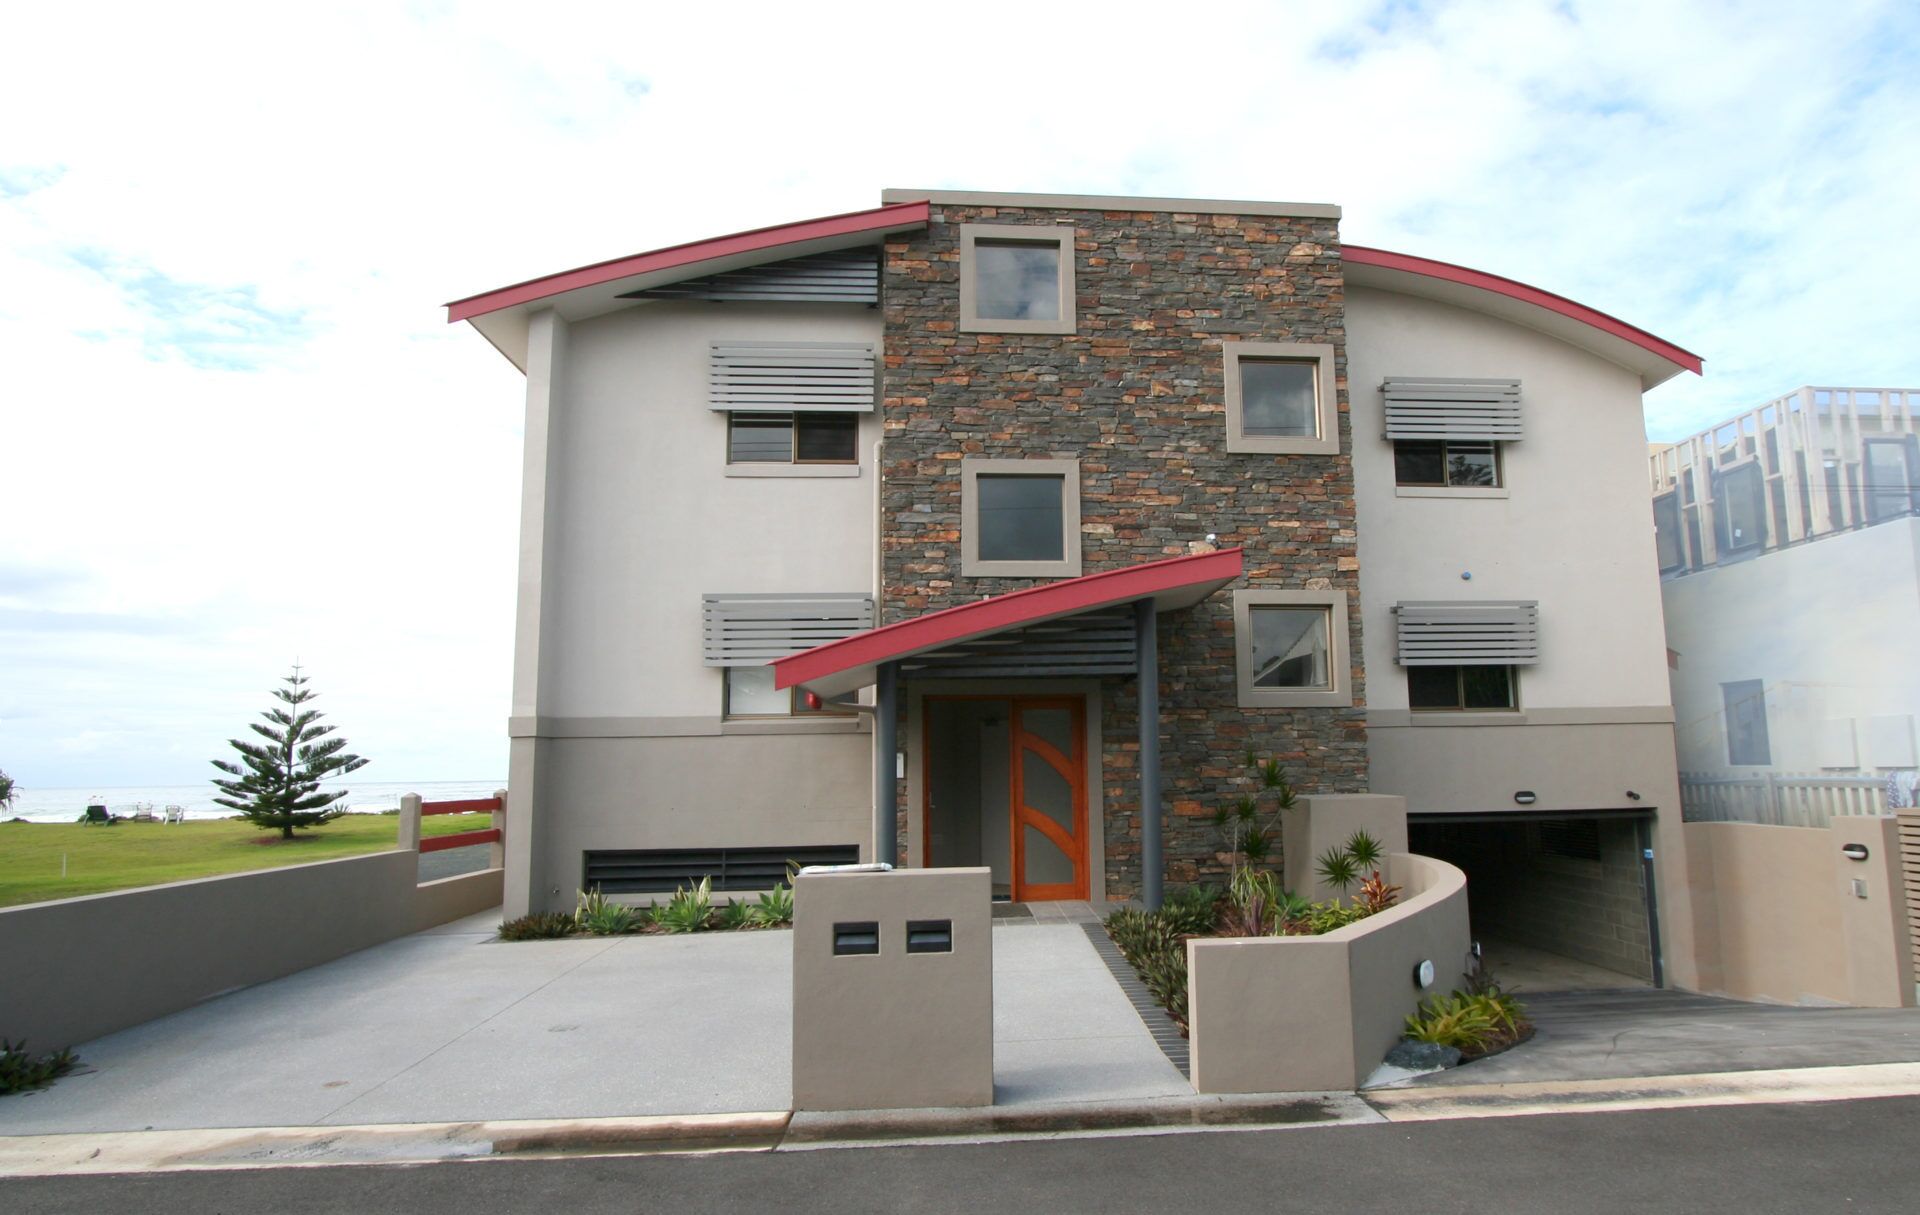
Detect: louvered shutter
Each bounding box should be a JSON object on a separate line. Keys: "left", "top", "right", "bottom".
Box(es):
{"left": 702, "top": 593, "right": 875, "bottom": 666}
{"left": 622, "top": 249, "right": 879, "bottom": 304}
{"left": 1383, "top": 378, "right": 1523, "bottom": 442}
{"left": 1395, "top": 601, "right": 1540, "bottom": 666}
{"left": 708, "top": 341, "right": 877, "bottom": 413}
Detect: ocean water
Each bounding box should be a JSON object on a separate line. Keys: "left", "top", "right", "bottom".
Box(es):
{"left": 4, "top": 780, "right": 508, "bottom": 824}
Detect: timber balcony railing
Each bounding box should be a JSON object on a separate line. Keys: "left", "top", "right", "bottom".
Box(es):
{"left": 1680, "top": 771, "right": 1890, "bottom": 828}
{"left": 398, "top": 789, "right": 507, "bottom": 871}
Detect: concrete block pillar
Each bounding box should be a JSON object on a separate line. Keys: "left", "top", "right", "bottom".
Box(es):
{"left": 1831, "top": 815, "right": 1917, "bottom": 1007}
{"left": 397, "top": 793, "right": 422, "bottom": 852}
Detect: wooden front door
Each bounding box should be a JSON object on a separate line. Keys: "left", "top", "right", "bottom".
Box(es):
{"left": 1010, "top": 697, "right": 1088, "bottom": 901}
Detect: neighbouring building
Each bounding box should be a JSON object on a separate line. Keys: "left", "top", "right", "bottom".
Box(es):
{"left": 1652, "top": 387, "right": 1920, "bottom": 825}
{"left": 449, "top": 189, "right": 1707, "bottom": 991}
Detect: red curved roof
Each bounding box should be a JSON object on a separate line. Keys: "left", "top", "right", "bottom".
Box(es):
{"left": 774, "top": 547, "right": 1245, "bottom": 696}
{"left": 445, "top": 201, "right": 931, "bottom": 323}
{"left": 1344, "top": 245, "right": 1702, "bottom": 378}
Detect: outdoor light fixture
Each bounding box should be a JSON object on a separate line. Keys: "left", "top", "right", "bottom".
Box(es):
{"left": 1513, "top": 791, "right": 1537, "bottom": 805}
{"left": 1625, "top": 790, "right": 1642, "bottom": 801}
{"left": 1841, "top": 843, "right": 1871, "bottom": 862}
{"left": 1414, "top": 959, "right": 1436, "bottom": 989}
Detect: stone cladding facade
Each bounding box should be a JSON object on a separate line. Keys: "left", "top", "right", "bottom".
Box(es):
{"left": 880, "top": 203, "right": 1368, "bottom": 898}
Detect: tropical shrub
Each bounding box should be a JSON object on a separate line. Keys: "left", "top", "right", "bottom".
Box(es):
{"left": 575, "top": 888, "right": 637, "bottom": 935}
{"left": 498, "top": 911, "right": 576, "bottom": 941}
{"left": 1, "top": 1040, "right": 78, "bottom": 1096}
{"left": 655, "top": 876, "right": 714, "bottom": 933}
{"left": 1160, "top": 884, "right": 1220, "bottom": 935}
{"left": 717, "top": 899, "right": 755, "bottom": 931}
{"left": 1403, "top": 993, "right": 1498, "bottom": 1052}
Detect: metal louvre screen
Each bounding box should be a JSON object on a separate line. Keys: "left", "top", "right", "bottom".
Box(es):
{"left": 702, "top": 592, "right": 874, "bottom": 666}
{"left": 585, "top": 844, "right": 860, "bottom": 894}
{"left": 708, "top": 341, "right": 877, "bottom": 413}
{"left": 1395, "top": 601, "right": 1540, "bottom": 666}
{"left": 621, "top": 248, "right": 880, "bottom": 304}
{"left": 1383, "top": 378, "right": 1523, "bottom": 441}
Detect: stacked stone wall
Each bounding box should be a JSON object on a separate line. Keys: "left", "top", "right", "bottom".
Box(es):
{"left": 882, "top": 204, "right": 1368, "bottom": 897}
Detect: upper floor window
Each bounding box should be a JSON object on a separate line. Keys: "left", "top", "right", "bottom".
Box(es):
{"left": 960, "top": 457, "right": 1082, "bottom": 577}
{"left": 1408, "top": 665, "right": 1517, "bottom": 712}
{"left": 1722, "top": 679, "right": 1771, "bottom": 765}
{"left": 960, "top": 224, "right": 1075, "bottom": 335}
{"left": 728, "top": 412, "right": 857, "bottom": 465}
{"left": 1394, "top": 440, "right": 1500, "bottom": 488}
{"left": 1382, "top": 378, "right": 1521, "bottom": 493}
{"left": 1712, "top": 461, "right": 1767, "bottom": 556}
{"left": 1652, "top": 491, "right": 1685, "bottom": 574}
{"left": 1232, "top": 589, "right": 1352, "bottom": 708}
{"left": 723, "top": 667, "right": 849, "bottom": 719}
{"left": 1223, "top": 341, "right": 1340, "bottom": 455}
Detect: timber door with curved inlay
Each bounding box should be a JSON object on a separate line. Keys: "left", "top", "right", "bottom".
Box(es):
{"left": 1010, "top": 697, "right": 1088, "bottom": 901}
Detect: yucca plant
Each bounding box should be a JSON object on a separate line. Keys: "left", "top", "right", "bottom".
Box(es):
{"left": 749, "top": 882, "right": 794, "bottom": 927}
{"left": 1344, "top": 830, "right": 1385, "bottom": 871}
{"left": 656, "top": 876, "right": 714, "bottom": 933}
{"left": 1315, "top": 844, "right": 1361, "bottom": 893}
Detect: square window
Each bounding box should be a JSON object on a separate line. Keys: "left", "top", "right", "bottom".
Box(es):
{"left": 1239, "top": 360, "right": 1318, "bottom": 438}
{"left": 1232, "top": 589, "right": 1351, "bottom": 708}
{"left": 1248, "top": 606, "right": 1331, "bottom": 689}
{"left": 975, "top": 475, "right": 1064, "bottom": 562}
{"left": 1223, "top": 341, "right": 1339, "bottom": 455}
{"left": 1407, "top": 665, "right": 1517, "bottom": 712}
{"left": 973, "top": 241, "right": 1061, "bottom": 322}
{"left": 961, "top": 458, "right": 1082, "bottom": 577}
{"left": 960, "top": 224, "right": 1075, "bottom": 335}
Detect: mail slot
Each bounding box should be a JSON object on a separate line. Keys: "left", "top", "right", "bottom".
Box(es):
{"left": 832, "top": 921, "right": 880, "bottom": 955}
{"left": 906, "top": 919, "right": 953, "bottom": 953}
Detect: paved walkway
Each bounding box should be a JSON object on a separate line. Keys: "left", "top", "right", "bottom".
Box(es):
{"left": 0, "top": 909, "right": 1183, "bottom": 1135}
{"left": 1397, "top": 987, "right": 1920, "bottom": 1086}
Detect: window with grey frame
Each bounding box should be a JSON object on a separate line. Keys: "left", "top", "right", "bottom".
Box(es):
{"left": 1408, "top": 665, "right": 1517, "bottom": 711}
{"left": 1393, "top": 440, "right": 1501, "bottom": 488}
{"left": 1247, "top": 605, "right": 1332, "bottom": 690}
{"left": 1713, "top": 461, "right": 1767, "bottom": 555}
{"left": 727, "top": 412, "right": 858, "bottom": 465}
{"left": 976, "top": 474, "right": 1064, "bottom": 562}
{"left": 1722, "top": 679, "right": 1771, "bottom": 765}
{"left": 1863, "top": 435, "right": 1920, "bottom": 523}
{"left": 973, "top": 240, "right": 1063, "bottom": 323}
{"left": 1652, "top": 491, "right": 1685, "bottom": 574}
{"left": 1382, "top": 378, "right": 1521, "bottom": 488}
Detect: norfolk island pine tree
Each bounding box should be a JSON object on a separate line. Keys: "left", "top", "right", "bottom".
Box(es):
{"left": 211, "top": 666, "right": 369, "bottom": 840}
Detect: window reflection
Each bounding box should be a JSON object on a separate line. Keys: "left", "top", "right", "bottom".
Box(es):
{"left": 974, "top": 241, "right": 1061, "bottom": 321}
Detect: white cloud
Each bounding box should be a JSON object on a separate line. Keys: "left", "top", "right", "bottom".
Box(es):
{"left": 1, "top": 0, "right": 1915, "bottom": 785}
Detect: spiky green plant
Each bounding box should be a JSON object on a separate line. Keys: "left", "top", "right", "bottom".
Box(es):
{"left": 1160, "top": 884, "right": 1220, "bottom": 935}
{"left": 749, "top": 882, "right": 794, "bottom": 927}
{"left": 1403, "top": 993, "right": 1497, "bottom": 1052}
{"left": 1, "top": 1040, "right": 78, "bottom": 1096}
{"left": 1315, "top": 844, "right": 1361, "bottom": 892}
{"left": 656, "top": 876, "right": 714, "bottom": 933}
{"left": 1343, "top": 830, "right": 1385, "bottom": 870}
{"left": 498, "top": 911, "right": 575, "bottom": 941}
{"left": 717, "top": 899, "right": 754, "bottom": 930}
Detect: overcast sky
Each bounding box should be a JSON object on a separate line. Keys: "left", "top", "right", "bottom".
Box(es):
{"left": 2, "top": 0, "right": 1915, "bottom": 789}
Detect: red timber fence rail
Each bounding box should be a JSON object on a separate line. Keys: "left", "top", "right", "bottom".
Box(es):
{"left": 398, "top": 788, "right": 507, "bottom": 873}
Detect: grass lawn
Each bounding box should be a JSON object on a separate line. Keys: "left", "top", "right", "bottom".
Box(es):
{"left": 0, "top": 814, "right": 487, "bottom": 908}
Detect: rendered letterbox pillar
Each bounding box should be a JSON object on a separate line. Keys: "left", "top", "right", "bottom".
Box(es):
{"left": 791, "top": 867, "right": 993, "bottom": 1110}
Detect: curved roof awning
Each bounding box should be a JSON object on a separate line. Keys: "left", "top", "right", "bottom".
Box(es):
{"left": 1344, "top": 245, "right": 1703, "bottom": 389}
{"left": 774, "top": 547, "right": 1245, "bottom": 699}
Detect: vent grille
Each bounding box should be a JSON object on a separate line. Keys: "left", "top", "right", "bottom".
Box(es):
{"left": 900, "top": 609, "right": 1137, "bottom": 680}
{"left": 621, "top": 248, "right": 879, "bottom": 304}
{"left": 1395, "top": 601, "right": 1540, "bottom": 666}
{"left": 707, "top": 341, "right": 877, "bottom": 414}
{"left": 585, "top": 844, "right": 859, "bottom": 894}
{"left": 1383, "top": 378, "right": 1524, "bottom": 442}
{"left": 703, "top": 592, "right": 874, "bottom": 667}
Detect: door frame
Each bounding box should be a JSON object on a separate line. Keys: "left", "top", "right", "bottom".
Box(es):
{"left": 914, "top": 684, "right": 1104, "bottom": 903}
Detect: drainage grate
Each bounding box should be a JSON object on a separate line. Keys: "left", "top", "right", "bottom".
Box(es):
{"left": 1080, "top": 921, "right": 1190, "bottom": 1079}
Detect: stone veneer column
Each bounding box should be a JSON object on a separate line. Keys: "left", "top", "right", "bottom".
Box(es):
{"left": 881, "top": 204, "right": 1368, "bottom": 898}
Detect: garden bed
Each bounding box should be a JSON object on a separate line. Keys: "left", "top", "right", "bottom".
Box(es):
{"left": 499, "top": 877, "right": 793, "bottom": 940}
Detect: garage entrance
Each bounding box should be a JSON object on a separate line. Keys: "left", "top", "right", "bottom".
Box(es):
{"left": 1409, "top": 809, "right": 1663, "bottom": 991}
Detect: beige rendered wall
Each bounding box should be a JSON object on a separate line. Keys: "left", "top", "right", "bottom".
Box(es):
{"left": 1345, "top": 285, "right": 1698, "bottom": 987}
{"left": 1188, "top": 853, "right": 1470, "bottom": 1093}
{"left": 505, "top": 300, "right": 884, "bottom": 914}
{"left": 791, "top": 867, "right": 993, "bottom": 1111}
{"left": 1281, "top": 793, "right": 1410, "bottom": 903}
{"left": 1662, "top": 517, "right": 1920, "bottom": 777}
{"left": 526, "top": 734, "right": 876, "bottom": 908}
{"left": 1686, "top": 817, "right": 1915, "bottom": 1006}
{"left": 0, "top": 854, "right": 502, "bottom": 1049}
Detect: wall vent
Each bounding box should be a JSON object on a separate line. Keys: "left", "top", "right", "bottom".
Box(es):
{"left": 621, "top": 247, "right": 879, "bottom": 304}
{"left": 584, "top": 844, "right": 860, "bottom": 894}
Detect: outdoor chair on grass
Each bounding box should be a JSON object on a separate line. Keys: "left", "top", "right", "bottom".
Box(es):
{"left": 163, "top": 804, "right": 186, "bottom": 825}
{"left": 82, "top": 805, "right": 114, "bottom": 826}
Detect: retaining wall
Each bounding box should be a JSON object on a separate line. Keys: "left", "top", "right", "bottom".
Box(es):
{"left": 0, "top": 852, "right": 502, "bottom": 1048}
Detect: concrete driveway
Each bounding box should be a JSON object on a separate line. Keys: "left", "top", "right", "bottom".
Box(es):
{"left": 0, "top": 913, "right": 1186, "bottom": 1135}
